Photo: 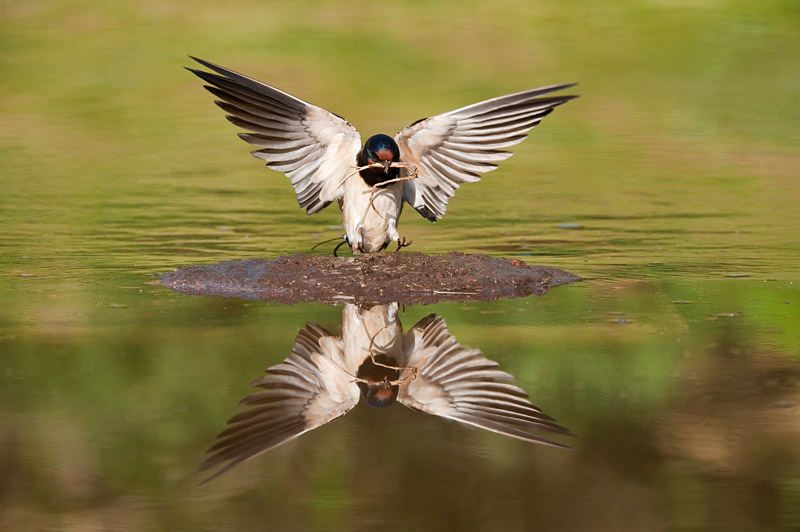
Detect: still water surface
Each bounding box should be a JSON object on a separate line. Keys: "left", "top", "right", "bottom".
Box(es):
{"left": 2, "top": 1, "right": 799, "bottom": 531}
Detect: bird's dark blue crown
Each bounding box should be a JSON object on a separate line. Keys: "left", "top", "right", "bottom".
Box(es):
{"left": 364, "top": 134, "right": 399, "bottom": 154}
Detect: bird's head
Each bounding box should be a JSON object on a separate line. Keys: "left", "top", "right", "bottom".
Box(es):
{"left": 357, "top": 134, "right": 401, "bottom": 186}
{"left": 356, "top": 354, "right": 400, "bottom": 408}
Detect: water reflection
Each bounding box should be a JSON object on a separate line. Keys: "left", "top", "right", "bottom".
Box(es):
{"left": 200, "top": 303, "right": 573, "bottom": 481}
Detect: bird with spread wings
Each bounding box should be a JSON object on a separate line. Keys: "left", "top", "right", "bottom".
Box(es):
{"left": 187, "top": 58, "right": 577, "bottom": 253}
{"left": 198, "top": 304, "right": 572, "bottom": 481}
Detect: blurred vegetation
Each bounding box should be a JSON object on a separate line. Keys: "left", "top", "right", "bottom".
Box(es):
{"left": 1, "top": 0, "right": 799, "bottom": 531}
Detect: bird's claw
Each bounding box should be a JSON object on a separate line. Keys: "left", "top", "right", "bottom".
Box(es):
{"left": 395, "top": 237, "right": 412, "bottom": 251}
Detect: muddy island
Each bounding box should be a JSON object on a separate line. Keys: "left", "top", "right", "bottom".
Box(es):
{"left": 159, "top": 252, "right": 580, "bottom": 305}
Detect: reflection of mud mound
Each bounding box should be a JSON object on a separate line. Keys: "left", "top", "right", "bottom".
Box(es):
{"left": 160, "top": 252, "right": 580, "bottom": 305}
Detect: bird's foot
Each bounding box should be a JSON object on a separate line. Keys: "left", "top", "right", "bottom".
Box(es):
{"left": 395, "top": 236, "right": 412, "bottom": 251}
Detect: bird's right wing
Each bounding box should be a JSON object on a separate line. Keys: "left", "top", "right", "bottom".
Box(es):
{"left": 398, "top": 315, "right": 573, "bottom": 447}
{"left": 198, "top": 323, "right": 359, "bottom": 481}
{"left": 187, "top": 57, "right": 363, "bottom": 214}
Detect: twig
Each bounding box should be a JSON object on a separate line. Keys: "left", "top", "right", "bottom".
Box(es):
{"left": 368, "top": 176, "right": 418, "bottom": 218}
{"left": 338, "top": 161, "right": 416, "bottom": 189}
{"left": 340, "top": 161, "right": 418, "bottom": 188}
{"left": 310, "top": 235, "right": 345, "bottom": 251}
{"left": 431, "top": 290, "right": 480, "bottom": 295}
{"left": 366, "top": 325, "right": 418, "bottom": 384}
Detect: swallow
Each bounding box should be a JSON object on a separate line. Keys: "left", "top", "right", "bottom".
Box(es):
{"left": 198, "top": 303, "right": 572, "bottom": 481}
{"left": 187, "top": 57, "right": 578, "bottom": 253}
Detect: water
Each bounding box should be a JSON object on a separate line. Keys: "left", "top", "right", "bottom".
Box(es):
{"left": 2, "top": 1, "right": 799, "bottom": 531}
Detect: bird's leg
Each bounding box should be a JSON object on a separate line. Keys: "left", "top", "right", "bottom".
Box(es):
{"left": 387, "top": 218, "right": 400, "bottom": 241}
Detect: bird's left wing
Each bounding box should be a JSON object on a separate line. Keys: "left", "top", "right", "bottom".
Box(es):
{"left": 198, "top": 324, "right": 359, "bottom": 481}
{"left": 396, "top": 84, "right": 578, "bottom": 221}
{"left": 398, "top": 315, "right": 573, "bottom": 446}
{"left": 187, "top": 57, "right": 362, "bottom": 214}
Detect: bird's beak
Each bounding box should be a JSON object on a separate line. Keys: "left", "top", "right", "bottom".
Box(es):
{"left": 382, "top": 160, "right": 391, "bottom": 174}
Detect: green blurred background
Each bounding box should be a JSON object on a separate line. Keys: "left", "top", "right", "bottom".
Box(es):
{"left": 1, "top": 1, "right": 799, "bottom": 531}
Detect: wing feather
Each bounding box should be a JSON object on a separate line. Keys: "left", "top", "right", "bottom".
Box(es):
{"left": 397, "top": 84, "right": 578, "bottom": 220}
{"left": 398, "top": 316, "right": 573, "bottom": 447}
{"left": 188, "top": 57, "right": 362, "bottom": 214}
{"left": 198, "top": 325, "right": 359, "bottom": 482}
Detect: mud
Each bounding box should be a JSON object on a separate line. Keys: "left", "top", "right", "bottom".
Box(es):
{"left": 159, "top": 252, "right": 581, "bottom": 305}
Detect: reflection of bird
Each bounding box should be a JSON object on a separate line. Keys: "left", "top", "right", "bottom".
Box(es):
{"left": 187, "top": 57, "right": 578, "bottom": 253}
{"left": 199, "top": 304, "right": 572, "bottom": 481}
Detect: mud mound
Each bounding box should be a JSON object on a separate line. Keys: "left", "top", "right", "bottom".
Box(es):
{"left": 159, "top": 252, "right": 581, "bottom": 305}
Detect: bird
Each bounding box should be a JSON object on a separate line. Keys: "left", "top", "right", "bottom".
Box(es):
{"left": 198, "top": 303, "right": 573, "bottom": 481}
{"left": 186, "top": 57, "right": 578, "bottom": 253}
